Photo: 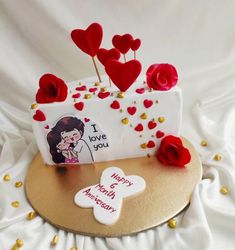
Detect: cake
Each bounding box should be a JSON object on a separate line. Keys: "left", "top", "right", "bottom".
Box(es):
{"left": 28, "top": 22, "right": 193, "bottom": 228}
{"left": 30, "top": 22, "right": 186, "bottom": 166}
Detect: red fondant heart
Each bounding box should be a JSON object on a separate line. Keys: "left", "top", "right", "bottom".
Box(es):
{"left": 97, "top": 48, "right": 120, "bottom": 66}
{"left": 98, "top": 91, "right": 110, "bottom": 99}
{"left": 134, "top": 123, "right": 143, "bottom": 132}
{"left": 156, "top": 130, "right": 165, "bottom": 138}
{"left": 44, "top": 125, "right": 49, "bottom": 129}
{"left": 71, "top": 23, "right": 103, "bottom": 57}
{"left": 131, "top": 38, "right": 141, "bottom": 51}
{"left": 112, "top": 34, "right": 133, "bottom": 54}
{"left": 76, "top": 85, "right": 87, "bottom": 91}
{"left": 33, "top": 110, "right": 46, "bottom": 122}
{"left": 144, "top": 99, "right": 153, "bottom": 108}
{"left": 72, "top": 93, "right": 81, "bottom": 98}
{"left": 110, "top": 100, "right": 120, "bottom": 109}
{"left": 74, "top": 102, "right": 84, "bottom": 111}
{"left": 136, "top": 88, "right": 145, "bottom": 94}
{"left": 148, "top": 121, "right": 157, "bottom": 130}
{"left": 127, "top": 106, "right": 137, "bottom": 115}
{"left": 89, "top": 87, "right": 97, "bottom": 93}
{"left": 147, "top": 140, "right": 155, "bottom": 148}
{"left": 105, "top": 59, "right": 142, "bottom": 92}
{"left": 84, "top": 118, "right": 90, "bottom": 122}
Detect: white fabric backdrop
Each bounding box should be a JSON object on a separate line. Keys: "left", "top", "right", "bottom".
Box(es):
{"left": 0, "top": 0, "right": 235, "bottom": 249}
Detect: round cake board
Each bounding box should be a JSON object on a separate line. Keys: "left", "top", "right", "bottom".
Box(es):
{"left": 25, "top": 137, "right": 202, "bottom": 237}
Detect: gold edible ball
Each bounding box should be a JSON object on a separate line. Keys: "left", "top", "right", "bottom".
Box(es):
{"left": 200, "top": 140, "right": 208, "bottom": 147}
{"left": 51, "top": 235, "right": 59, "bottom": 246}
{"left": 31, "top": 103, "right": 38, "bottom": 110}
{"left": 140, "top": 113, "right": 147, "bottom": 120}
{"left": 101, "top": 87, "right": 107, "bottom": 92}
{"left": 11, "top": 245, "right": 18, "bottom": 250}
{"left": 11, "top": 201, "right": 20, "bottom": 208}
{"left": 15, "top": 181, "right": 23, "bottom": 188}
{"left": 168, "top": 218, "right": 177, "bottom": 229}
{"left": 121, "top": 118, "right": 129, "bottom": 125}
{"left": 214, "top": 154, "right": 222, "bottom": 161}
{"left": 220, "top": 186, "right": 229, "bottom": 195}
{"left": 27, "top": 211, "right": 37, "bottom": 220}
{"left": 70, "top": 247, "right": 77, "bottom": 250}
{"left": 3, "top": 174, "right": 10, "bottom": 181}
{"left": 84, "top": 94, "right": 92, "bottom": 99}
{"left": 117, "top": 92, "right": 125, "bottom": 98}
{"left": 158, "top": 116, "right": 165, "bottom": 123}
{"left": 16, "top": 239, "right": 23, "bottom": 247}
{"left": 141, "top": 143, "right": 147, "bottom": 149}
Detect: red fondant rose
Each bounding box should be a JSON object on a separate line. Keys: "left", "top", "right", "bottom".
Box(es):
{"left": 146, "top": 64, "right": 178, "bottom": 91}
{"left": 36, "top": 74, "right": 68, "bottom": 104}
{"left": 156, "top": 135, "right": 191, "bottom": 167}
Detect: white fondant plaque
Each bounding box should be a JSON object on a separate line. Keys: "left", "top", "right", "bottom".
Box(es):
{"left": 74, "top": 167, "right": 146, "bottom": 225}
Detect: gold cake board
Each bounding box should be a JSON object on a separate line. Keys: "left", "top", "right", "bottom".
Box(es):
{"left": 25, "top": 137, "right": 202, "bottom": 237}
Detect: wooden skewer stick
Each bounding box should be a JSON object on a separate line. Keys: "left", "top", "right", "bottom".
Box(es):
{"left": 123, "top": 54, "right": 126, "bottom": 63}
{"left": 134, "top": 51, "right": 136, "bottom": 60}
{"left": 92, "top": 56, "right": 102, "bottom": 83}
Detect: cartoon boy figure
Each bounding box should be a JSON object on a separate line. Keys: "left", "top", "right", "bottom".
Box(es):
{"left": 47, "top": 116, "right": 93, "bottom": 164}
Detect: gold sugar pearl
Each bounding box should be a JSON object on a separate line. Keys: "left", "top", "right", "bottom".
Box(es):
{"left": 16, "top": 239, "right": 23, "bottom": 247}
{"left": 70, "top": 248, "right": 77, "bottom": 250}
{"left": 220, "top": 186, "right": 229, "bottom": 195}
{"left": 155, "top": 100, "right": 159, "bottom": 104}
{"left": 3, "top": 174, "right": 10, "bottom": 181}
{"left": 141, "top": 143, "right": 147, "bottom": 149}
{"left": 31, "top": 103, "right": 38, "bottom": 110}
{"left": 140, "top": 113, "right": 147, "bottom": 120}
{"left": 117, "top": 92, "right": 125, "bottom": 98}
{"left": 101, "top": 87, "right": 107, "bottom": 92}
{"left": 94, "top": 82, "right": 100, "bottom": 86}
{"left": 119, "top": 109, "right": 124, "bottom": 113}
{"left": 84, "top": 94, "right": 92, "bottom": 99}
{"left": 27, "top": 211, "right": 37, "bottom": 220}
{"left": 121, "top": 118, "right": 129, "bottom": 125}
{"left": 214, "top": 154, "right": 222, "bottom": 161}
{"left": 201, "top": 140, "right": 208, "bottom": 147}
{"left": 11, "top": 245, "right": 18, "bottom": 250}
{"left": 158, "top": 116, "right": 165, "bottom": 123}
{"left": 15, "top": 181, "right": 23, "bottom": 188}
{"left": 11, "top": 201, "right": 20, "bottom": 208}
{"left": 168, "top": 218, "right": 177, "bottom": 229}
{"left": 51, "top": 235, "right": 59, "bottom": 246}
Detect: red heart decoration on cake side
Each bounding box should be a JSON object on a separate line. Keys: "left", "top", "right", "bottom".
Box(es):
{"left": 84, "top": 118, "right": 90, "bottom": 122}
{"left": 98, "top": 91, "right": 110, "bottom": 99}
{"left": 110, "top": 100, "right": 120, "bottom": 109}
{"left": 72, "top": 93, "right": 81, "bottom": 98}
{"left": 148, "top": 120, "right": 157, "bottom": 130}
{"left": 156, "top": 130, "right": 165, "bottom": 138}
{"left": 44, "top": 125, "right": 49, "bottom": 129}
{"left": 144, "top": 99, "right": 153, "bottom": 108}
{"left": 89, "top": 87, "right": 97, "bottom": 93}
{"left": 136, "top": 88, "right": 145, "bottom": 94}
{"left": 97, "top": 48, "right": 120, "bottom": 66}
{"left": 71, "top": 23, "right": 103, "bottom": 57}
{"left": 76, "top": 85, "right": 87, "bottom": 91}
{"left": 127, "top": 106, "right": 137, "bottom": 115}
{"left": 105, "top": 59, "right": 142, "bottom": 92}
{"left": 33, "top": 110, "right": 46, "bottom": 122}
{"left": 112, "top": 34, "right": 133, "bottom": 54}
{"left": 134, "top": 123, "right": 144, "bottom": 132}
{"left": 147, "top": 140, "right": 155, "bottom": 148}
{"left": 74, "top": 102, "right": 84, "bottom": 111}
{"left": 131, "top": 38, "right": 141, "bottom": 51}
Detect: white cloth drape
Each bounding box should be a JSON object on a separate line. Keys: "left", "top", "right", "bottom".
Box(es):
{"left": 0, "top": 1, "right": 235, "bottom": 249}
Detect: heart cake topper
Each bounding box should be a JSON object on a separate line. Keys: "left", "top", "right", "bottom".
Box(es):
{"left": 105, "top": 59, "right": 142, "bottom": 92}
{"left": 74, "top": 167, "right": 146, "bottom": 225}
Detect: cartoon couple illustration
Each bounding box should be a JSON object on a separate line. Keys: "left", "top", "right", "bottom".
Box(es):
{"left": 47, "top": 116, "right": 94, "bottom": 164}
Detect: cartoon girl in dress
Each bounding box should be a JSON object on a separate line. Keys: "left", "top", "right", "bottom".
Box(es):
{"left": 47, "top": 116, "right": 93, "bottom": 164}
